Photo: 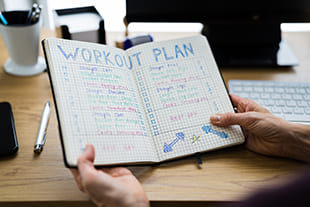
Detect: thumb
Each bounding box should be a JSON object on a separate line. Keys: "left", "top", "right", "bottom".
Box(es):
{"left": 210, "top": 112, "right": 252, "bottom": 127}
{"left": 77, "top": 144, "right": 96, "bottom": 179}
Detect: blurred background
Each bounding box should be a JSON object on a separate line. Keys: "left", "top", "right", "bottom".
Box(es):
{"left": 1, "top": 0, "right": 310, "bottom": 33}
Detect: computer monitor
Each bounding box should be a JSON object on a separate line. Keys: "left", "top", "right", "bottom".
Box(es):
{"left": 125, "top": 0, "right": 310, "bottom": 67}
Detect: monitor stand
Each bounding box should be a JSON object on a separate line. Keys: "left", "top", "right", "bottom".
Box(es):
{"left": 202, "top": 23, "right": 298, "bottom": 67}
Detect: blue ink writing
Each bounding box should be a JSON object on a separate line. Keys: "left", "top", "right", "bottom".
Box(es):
{"left": 153, "top": 42, "right": 194, "bottom": 62}
{"left": 57, "top": 45, "right": 79, "bottom": 60}
{"left": 202, "top": 125, "right": 228, "bottom": 138}
{"left": 82, "top": 48, "right": 92, "bottom": 62}
{"left": 57, "top": 45, "right": 139, "bottom": 70}
{"left": 163, "top": 132, "right": 185, "bottom": 153}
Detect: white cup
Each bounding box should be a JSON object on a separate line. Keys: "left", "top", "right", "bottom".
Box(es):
{"left": 0, "top": 11, "right": 45, "bottom": 76}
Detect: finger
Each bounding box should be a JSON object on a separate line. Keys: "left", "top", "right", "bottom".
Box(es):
{"left": 230, "top": 94, "right": 269, "bottom": 113}
{"left": 230, "top": 94, "right": 246, "bottom": 107}
{"left": 210, "top": 112, "right": 256, "bottom": 127}
{"left": 230, "top": 94, "right": 255, "bottom": 112}
{"left": 70, "top": 169, "right": 84, "bottom": 191}
{"left": 77, "top": 144, "right": 97, "bottom": 182}
{"left": 78, "top": 145, "right": 114, "bottom": 192}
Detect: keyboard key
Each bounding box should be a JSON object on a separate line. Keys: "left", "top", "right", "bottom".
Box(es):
{"left": 282, "top": 94, "right": 292, "bottom": 100}
{"left": 271, "top": 107, "right": 282, "bottom": 113}
{"left": 256, "top": 99, "right": 265, "bottom": 105}
{"left": 296, "top": 88, "right": 306, "bottom": 94}
{"left": 286, "top": 100, "right": 297, "bottom": 107}
{"left": 294, "top": 108, "right": 305, "bottom": 114}
{"left": 254, "top": 87, "right": 264, "bottom": 92}
{"left": 261, "top": 93, "right": 270, "bottom": 99}
{"left": 238, "top": 93, "right": 249, "bottom": 98}
{"left": 265, "top": 100, "right": 275, "bottom": 106}
{"left": 243, "top": 82, "right": 253, "bottom": 86}
{"left": 250, "top": 93, "right": 260, "bottom": 99}
{"left": 282, "top": 107, "right": 293, "bottom": 114}
{"left": 271, "top": 94, "right": 281, "bottom": 99}
{"left": 304, "top": 95, "right": 310, "bottom": 100}
{"left": 293, "top": 94, "right": 303, "bottom": 100}
{"left": 285, "top": 88, "right": 295, "bottom": 93}
{"left": 273, "top": 113, "right": 283, "bottom": 118}
{"left": 276, "top": 100, "right": 285, "bottom": 106}
{"left": 297, "top": 101, "right": 308, "bottom": 107}
{"left": 265, "top": 87, "right": 274, "bottom": 93}
{"left": 233, "top": 86, "right": 242, "bottom": 92}
{"left": 244, "top": 87, "right": 253, "bottom": 92}
{"left": 275, "top": 88, "right": 284, "bottom": 93}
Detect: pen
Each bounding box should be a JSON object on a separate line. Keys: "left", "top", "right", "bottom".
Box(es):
{"left": 34, "top": 101, "right": 50, "bottom": 153}
{"left": 25, "top": 3, "right": 38, "bottom": 24}
{"left": 30, "top": 9, "right": 41, "bottom": 24}
{"left": 30, "top": 6, "right": 42, "bottom": 24}
{"left": 0, "top": 11, "right": 8, "bottom": 25}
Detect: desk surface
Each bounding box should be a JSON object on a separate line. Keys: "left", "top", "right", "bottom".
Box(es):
{"left": 0, "top": 30, "right": 309, "bottom": 207}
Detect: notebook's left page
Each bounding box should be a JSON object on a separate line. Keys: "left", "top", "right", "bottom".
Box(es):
{"left": 43, "top": 38, "right": 157, "bottom": 167}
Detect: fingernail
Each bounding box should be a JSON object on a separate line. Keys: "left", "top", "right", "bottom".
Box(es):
{"left": 85, "top": 144, "right": 91, "bottom": 151}
{"left": 211, "top": 115, "right": 221, "bottom": 122}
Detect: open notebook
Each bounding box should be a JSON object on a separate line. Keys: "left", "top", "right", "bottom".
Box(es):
{"left": 42, "top": 35, "right": 244, "bottom": 167}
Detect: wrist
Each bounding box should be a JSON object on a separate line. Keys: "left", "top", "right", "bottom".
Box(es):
{"left": 283, "top": 122, "right": 310, "bottom": 162}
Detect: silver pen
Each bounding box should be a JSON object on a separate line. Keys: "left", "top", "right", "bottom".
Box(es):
{"left": 34, "top": 101, "right": 50, "bottom": 153}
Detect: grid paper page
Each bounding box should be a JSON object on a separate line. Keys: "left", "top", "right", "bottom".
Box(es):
{"left": 44, "top": 38, "right": 157, "bottom": 166}
{"left": 127, "top": 35, "right": 244, "bottom": 161}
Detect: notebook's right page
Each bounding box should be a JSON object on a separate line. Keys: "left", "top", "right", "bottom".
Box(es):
{"left": 128, "top": 35, "right": 244, "bottom": 161}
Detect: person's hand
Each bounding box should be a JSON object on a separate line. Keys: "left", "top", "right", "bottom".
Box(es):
{"left": 210, "top": 94, "right": 310, "bottom": 162}
{"left": 70, "top": 144, "right": 149, "bottom": 207}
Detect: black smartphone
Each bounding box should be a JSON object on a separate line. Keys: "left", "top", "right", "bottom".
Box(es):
{"left": 0, "top": 102, "right": 18, "bottom": 156}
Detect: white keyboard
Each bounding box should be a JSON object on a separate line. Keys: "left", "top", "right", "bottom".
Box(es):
{"left": 229, "top": 80, "right": 310, "bottom": 124}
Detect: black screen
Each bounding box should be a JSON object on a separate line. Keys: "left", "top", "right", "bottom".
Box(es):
{"left": 126, "top": 0, "right": 310, "bottom": 23}
{"left": 0, "top": 102, "right": 18, "bottom": 155}
{"left": 126, "top": 0, "right": 309, "bottom": 67}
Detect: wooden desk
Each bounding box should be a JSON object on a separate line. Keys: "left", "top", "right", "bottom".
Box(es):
{"left": 0, "top": 30, "right": 309, "bottom": 207}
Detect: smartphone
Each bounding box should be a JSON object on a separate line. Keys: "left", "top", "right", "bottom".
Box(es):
{"left": 0, "top": 102, "right": 18, "bottom": 156}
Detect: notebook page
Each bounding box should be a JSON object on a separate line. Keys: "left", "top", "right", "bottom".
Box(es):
{"left": 127, "top": 35, "right": 244, "bottom": 161}
{"left": 44, "top": 38, "right": 157, "bottom": 166}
